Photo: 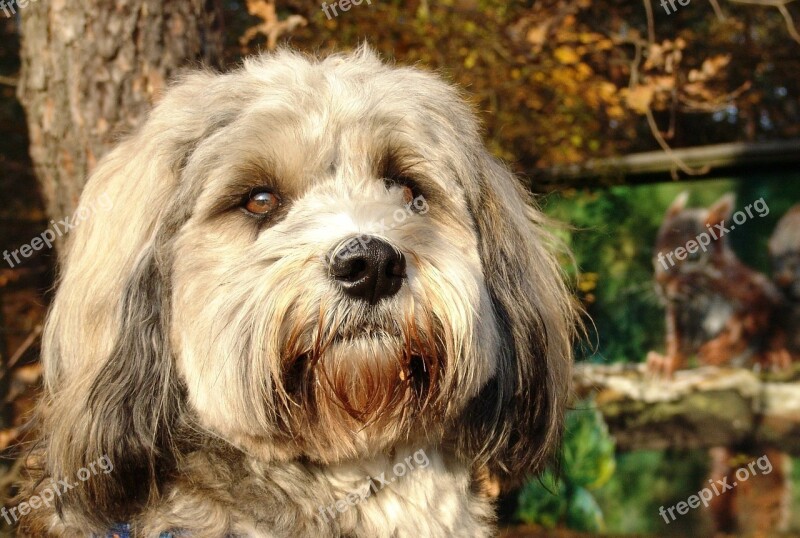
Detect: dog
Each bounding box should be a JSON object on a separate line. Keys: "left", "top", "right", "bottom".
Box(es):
{"left": 646, "top": 192, "right": 785, "bottom": 376}
{"left": 15, "top": 47, "right": 576, "bottom": 537}
{"left": 770, "top": 204, "right": 800, "bottom": 357}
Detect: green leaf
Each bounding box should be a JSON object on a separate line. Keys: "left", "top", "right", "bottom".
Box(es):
{"left": 562, "top": 404, "right": 616, "bottom": 490}
{"left": 516, "top": 470, "right": 568, "bottom": 528}
{"left": 566, "top": 486, "right": 605, "bottom": 532}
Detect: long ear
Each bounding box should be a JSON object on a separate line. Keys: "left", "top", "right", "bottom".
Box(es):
{"left": 34, "top": 68, "right": 258, "bottom": 528}
{"left": 456, "top": 155, "right": 576, "bottom": 485}
{"left": 45, "top": 244, "right": 183, "bottom": 525}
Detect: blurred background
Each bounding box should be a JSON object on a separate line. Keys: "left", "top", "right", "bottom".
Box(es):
{"left": 1, "top": 0, "right": 800, "bottom": 536}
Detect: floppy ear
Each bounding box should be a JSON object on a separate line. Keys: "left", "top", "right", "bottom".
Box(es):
{"left": 45, "top": 243, "right": 183, "bottom": 525}
{"left": 456, "top": 155, "right": 576, "bottom": 486}
{"left": 34, "top": 69, "right": 257, "bottom": 527}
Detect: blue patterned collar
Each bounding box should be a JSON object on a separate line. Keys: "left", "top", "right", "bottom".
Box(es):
{"left": 105, "top": 523, "right": 174, "bottom": 537}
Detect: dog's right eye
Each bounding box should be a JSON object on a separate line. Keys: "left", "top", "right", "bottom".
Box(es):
{"left": 243, "top": 189, "right": 281, "bottom": 216}
{"left": 384, "top": 176, "right": 423, "bottom": 202}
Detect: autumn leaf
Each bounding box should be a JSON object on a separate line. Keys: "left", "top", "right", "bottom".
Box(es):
{"left": 240, "top": 0, "right": 307, "bottom": 49}
{"left": 625, "top": 85, "right": 655, "bottom": 114}
{"left": 683, "top": 82, "right": 716, "bottom": 100}
{"left": 651, "top": 75, "right": 676, "bottom": 91}
{"left": 527, "top": 22, "right": 550, "bottom": 50}
{"left": 689, "top": 54, "right": 731, "bottom": 82}
{"left": 554, "top": 46, "right": 581, "bottom": 65}
{"left": 464, "top": 54, "right": 477, "bottom": 69}
{"left": 598, "top": 82, "right": 618, "bottom": 101}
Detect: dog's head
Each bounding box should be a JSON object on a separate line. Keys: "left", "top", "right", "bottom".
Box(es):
{"left": 770, "top": 205, "right": 800, "bottom": 301}
{"left": 653, "top": 192, "right": 736, "bottom": 290}
{"left": 39, "top": 47, "right": 575, "bottom": 523}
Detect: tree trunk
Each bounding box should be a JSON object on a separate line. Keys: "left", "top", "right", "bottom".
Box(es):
{"left": 17, "top": 0, "right": 225, "bottom": 222}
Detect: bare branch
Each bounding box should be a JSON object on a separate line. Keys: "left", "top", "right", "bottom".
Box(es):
{"left": 709, "top": 0, "right": 728, "bottom": 19}
{"left": 629, "top": 39, "right": 644, "bottom": 89}
{"left": 728, "top": 0, "right": 800, "bottom": 44}
{"left": 3, "top": 324, "right": 42, "bottom": 376}
{"left": 678, "top": 81, "right": 752, "bottom": 112}
{"left": 777, "top": 3, "right": 800, "bottom": 43}
{"left": 643, "top": 0, "right": 656, "bottom": 45}
{"left": 645, "top": 108, "right": 711, "bottom": 178}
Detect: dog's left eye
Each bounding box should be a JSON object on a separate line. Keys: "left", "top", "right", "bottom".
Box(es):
{"left": 244, "top": 189, "right": 281, "bottom": 215}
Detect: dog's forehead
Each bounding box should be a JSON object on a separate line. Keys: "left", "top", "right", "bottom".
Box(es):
{"left": 175, "top": 53, "right": 484, "bottom": 223}
{"left": 239, "top": 54, "right": 475, "bottom": 155}
{"left": 247, "top": 52, "right": 453, "bottom": 111}
{"left": 203, "top": 105, "right": 435, "bottom": 198}
{"left": 185, "top": 65, "right": 473, "bottom": 197}
{"left": 658, "top": 211, "right": 707, "bottom": 244}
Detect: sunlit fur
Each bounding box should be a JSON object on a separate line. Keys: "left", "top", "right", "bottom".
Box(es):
{"left": 17, "top": 47, "right": 576, "bottom": 537}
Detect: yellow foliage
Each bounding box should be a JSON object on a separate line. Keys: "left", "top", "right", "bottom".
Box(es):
{"left": 554, "top": 46, "right": 581, "bottom": 65}
{"left": 625, "top": 85, "right": 655, "bottom": 114}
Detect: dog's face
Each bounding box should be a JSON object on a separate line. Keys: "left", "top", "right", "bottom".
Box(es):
{"left": 770, "top": 206, "right": 800, "bottom": 301}
{"left": 39, "top": 48, "right": 574, "bottom": 523}
{"left": 169, "top": 61, "right": 499, "bottom": 461}
{"left": 653, "top": 192, "right": 734, "bottom": 290}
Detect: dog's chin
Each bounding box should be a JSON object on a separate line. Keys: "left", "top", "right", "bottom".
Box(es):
{"left": 287, "top": 332, "right": 438, "bottom": 418}
{"left": 269, "top": 328, "right": 443, "bottom": 462}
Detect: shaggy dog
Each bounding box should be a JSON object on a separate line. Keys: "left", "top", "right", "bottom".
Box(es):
{"left": 16, "top": 47, "right": 575, "bottom": 537}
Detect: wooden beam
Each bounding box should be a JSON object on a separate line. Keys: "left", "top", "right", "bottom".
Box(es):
{"left": 533, "top": 138, "right": 800, "bottom": 191}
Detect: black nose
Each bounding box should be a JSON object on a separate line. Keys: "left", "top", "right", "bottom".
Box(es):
{"left": 328, "top": 237, "right": 406, "bottom": 305}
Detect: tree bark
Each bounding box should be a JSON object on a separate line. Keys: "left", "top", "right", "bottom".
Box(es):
{"left": 17, "top": 0, "right": 225, "bottom": 222}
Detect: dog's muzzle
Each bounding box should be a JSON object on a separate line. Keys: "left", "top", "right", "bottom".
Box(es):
{"left": 328, "top": 236, "right": 406, "bottom": 305}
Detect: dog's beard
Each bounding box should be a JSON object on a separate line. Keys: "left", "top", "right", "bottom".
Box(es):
{"left": 271, "top": 293, "right": 445, "bottom": 459}
{"left": 282, "top": 307, "right": 441, "bottom": 418}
